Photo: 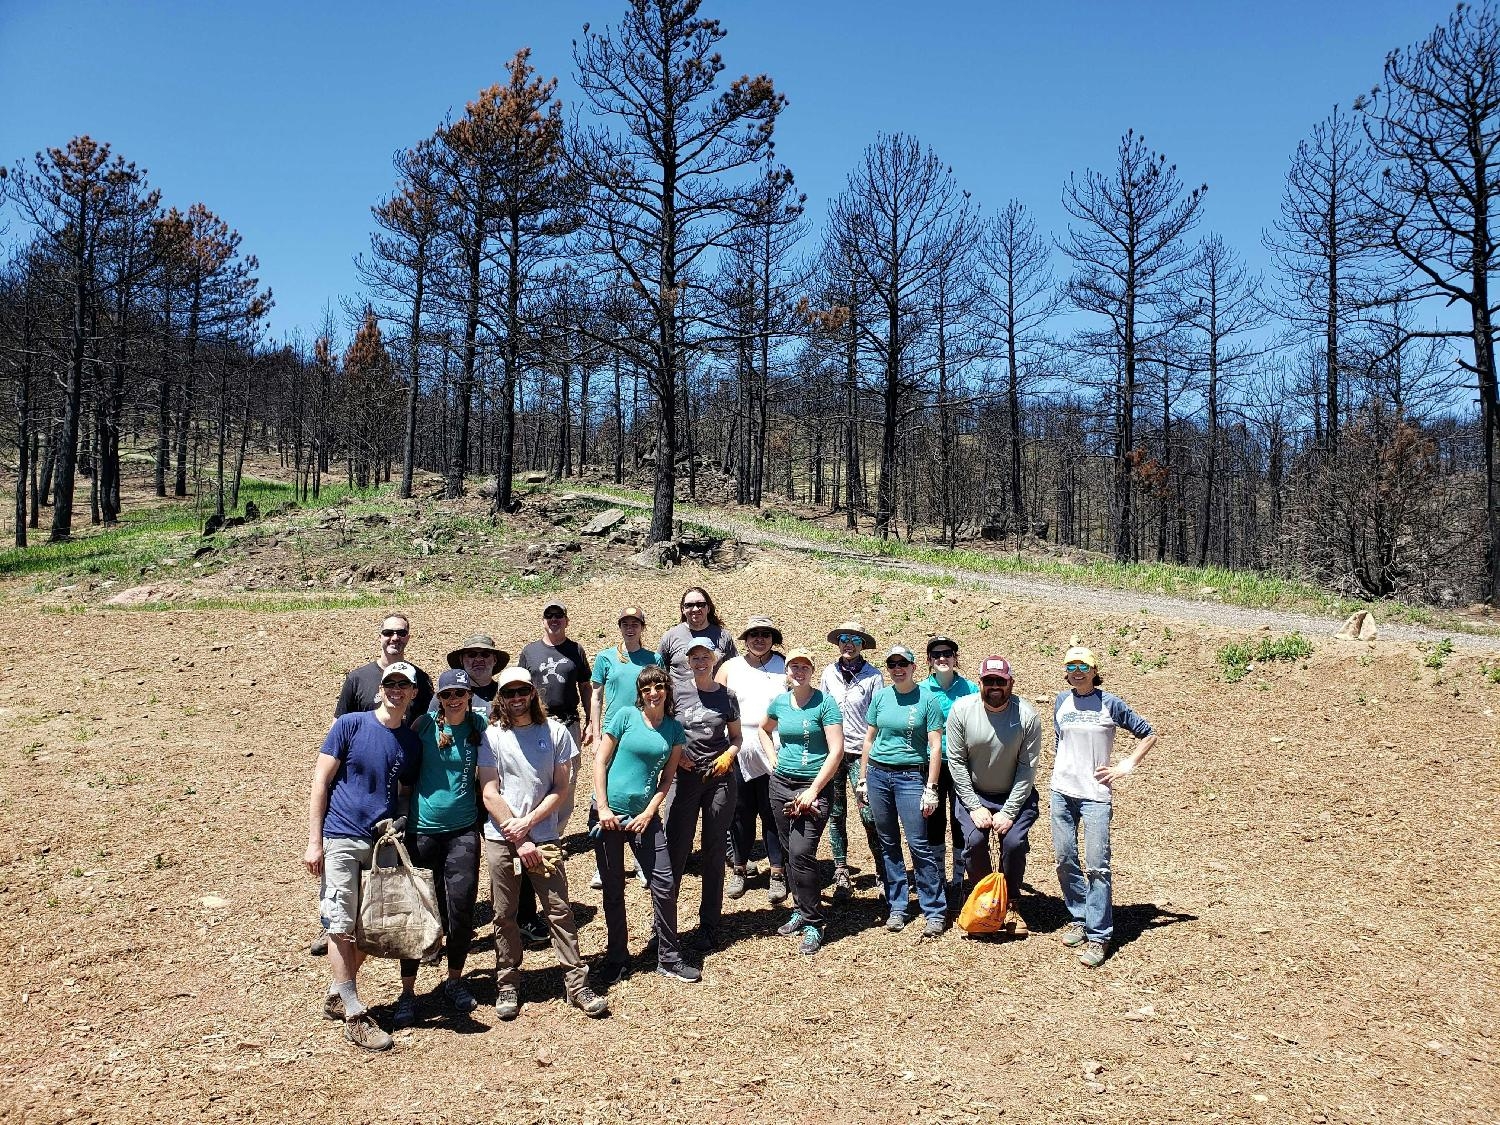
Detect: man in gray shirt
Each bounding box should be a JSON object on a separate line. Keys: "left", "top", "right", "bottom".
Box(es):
{"left": 946, "top": 655, "right": 1041, "bottom": 937}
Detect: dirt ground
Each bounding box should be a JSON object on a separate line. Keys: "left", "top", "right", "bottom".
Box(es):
{"left": 1, "top": 544, "right": 1497, "bottom": 1124}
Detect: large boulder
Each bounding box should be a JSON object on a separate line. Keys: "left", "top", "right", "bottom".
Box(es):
{"left": 581, "top": 508, "right": 626, "bottom": 536}
{"left": 1334, "top": 610, "right": 1378, "bottom": 641}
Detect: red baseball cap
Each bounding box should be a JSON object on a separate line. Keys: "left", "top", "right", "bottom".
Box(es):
{"left": 977, "top": 656, "right": 1013, "bottom": 681}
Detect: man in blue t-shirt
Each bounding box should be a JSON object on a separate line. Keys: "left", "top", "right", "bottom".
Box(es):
{"left": 305, "top": 662, "right": 420, "bottom": 1053}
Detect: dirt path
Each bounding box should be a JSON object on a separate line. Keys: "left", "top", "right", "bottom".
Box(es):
{"left": 568, "top": 489, "right": 1500, "bottom": 652}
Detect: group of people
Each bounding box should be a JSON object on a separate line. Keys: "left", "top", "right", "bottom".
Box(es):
{"left": 304, "top": 588, "right": 1158, "bottom": 1052}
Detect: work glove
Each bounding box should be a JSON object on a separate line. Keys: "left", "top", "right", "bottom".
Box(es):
{"left": 920, "top": 785, "right": 939, "bottom": 817}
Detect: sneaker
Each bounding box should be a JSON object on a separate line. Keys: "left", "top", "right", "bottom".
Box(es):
{"left": 600, "top": 959, "right": 631, "bottom": 986}
{"left": 798, "top": 925, "right": 823, "bottom": 955}
{"left": 656, "top": 961, "right": 702, "bottom": 984}
{"left": 1060, "top": 921, "right": 1087, "bottom": 948}
{"left": 443, "top": 979, "right": 479, "bottom": 1014}
{"left": 776, "top": 910, "right": 805, "bottom": 937}
{"left": 726, "top": 868, "right": 747, "bottom": 899}
{"left": 885, "top": 911, "right": 907, "bottom": 932}
{"left": 1077, "top": 940, "right": 1108, "bottom": 968}
{"left": 519, "top": 918, "right": 550, "bottom": 946}
{"left": 1003, "top": 904, "right": 1029, "bottom": 939}
{"left": 494, "top": 984, "right": 519, "bottom": 1020}
{"left": 920, "top": 917, "right": 945, "bottom": 941}
{"left": 392, "top": 992, "right": 418, "bottom": 1029}
{"left": 323, "top": 992, "right": 345, "bottom": 1021}
{"left": 590, "top": 867, "right": 604, "bottom": 890}
{"left": 685, "top": 926, "right": 719, "bottom": 953}
{"left": 767, "top": 870, "right": 788, "bottom": 904}
{"left": 832, "top": 866, "right": 853, "bottom": 897}
{"left": 570, "top": 986, "right": 610, "bottom": 1018}
{"left": 310, "top": 927, "right": 329, "bottom": 956}
{"left": 344, "top": 1011, "right": 393, "bottom": 1052}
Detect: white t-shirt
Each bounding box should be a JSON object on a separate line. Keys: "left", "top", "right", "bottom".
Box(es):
{"left": 720, "top": 653, "right": 787, "bottom": 780}
{"left": 477, "top": 718, "right": 579, "bottom": 842}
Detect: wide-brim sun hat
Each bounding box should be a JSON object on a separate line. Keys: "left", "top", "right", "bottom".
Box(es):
{"left": 447, "top": 633, "right": 511, "bottom": 671}
{"left": 739, "top": 614, "right": 784, "bottom": 645}
{"left": 827, "top": 621, "right": 876, "bottom": 650}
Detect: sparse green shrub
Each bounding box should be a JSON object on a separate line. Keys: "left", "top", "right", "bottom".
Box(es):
{"left": 1217, "top": 633, "right": 1314, "bottom": 683}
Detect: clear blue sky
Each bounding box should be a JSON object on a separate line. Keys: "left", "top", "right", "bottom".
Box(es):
{"left": 0, "top": 0, "right": 1461, "bottom": 344}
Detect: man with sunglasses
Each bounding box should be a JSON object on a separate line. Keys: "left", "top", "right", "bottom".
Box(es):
{"left": 315, "top": 613, "right": 433, "bottom": 957}
{"left": 819, "top": 622, "right": 886, "bottom": 895}
{"left": 946, "top": 656, "right": 1041, "bottom": 938}
{"left": 335, "top": 613, "right": 435, "bottom": 723}
{"left": 305, "top": 662, "right": 421, "bottom": 1052}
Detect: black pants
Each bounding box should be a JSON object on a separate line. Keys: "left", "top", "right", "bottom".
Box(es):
{"left": 593, "top": 809, "right": 679, "bottom": 968}
{"left": 768, "top": 772, "right": 831, "bottom": 928}
{"left": 728, "top": 771, "right": 786, "bottom": 871}
{"left": 665, "top": 766, "right": 739, "bottom": 930}
{"left": 955, "top": 787, "right": 1040, "bottom": 893}
{"left": 399, "top": 824, "right": 481, "bottom": 978}
{"left": 923, "top": 763, "right": 965, "bottom": 886}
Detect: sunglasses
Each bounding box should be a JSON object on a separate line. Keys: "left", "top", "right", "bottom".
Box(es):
{"left": 1065, "top": 662, "right": 1092, "bottom": 673}
{"left": 499, "top": 686, "right": 533, "bottom": 700}
{"left": 745, "top": 629, "right": 774, "bottom": 640}
{"left": 836, "top": 633, "right": 865, "bottom": 645}
{"left": 928, "top": 649, "right": 957, "bottom": 660}
{"left": 381, "top": 679, "right": 414, "bottom": 690}
{"left": 543, "top": 610, "right": 567, "bottom": 620}
{"left": 682, "top": 601, "right": 707, "bottom": 610}
{"left": 886, "top": 659, "right": 912, "bottom": 670}
{"left": 437, "top": 689, "right": 469, "bottom": 701}
{"left": 980, "top": 676, "right": 1011, "bottom": 687}
{"left": 640, "top": 684, "right": 667, "bottom": 695}
{"left": 381, "top": 628, "right": 409, "bottom": 638}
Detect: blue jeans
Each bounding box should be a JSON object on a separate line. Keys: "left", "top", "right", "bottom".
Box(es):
{"left": 866, "top": 763, "right": 945, "bottom": 922}
{"left": 1050, "top": 791, "right": 1113, "bottom": 942}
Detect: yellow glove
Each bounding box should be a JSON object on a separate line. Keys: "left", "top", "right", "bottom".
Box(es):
{"left": 712, "top": 749, "right": 737, "bottom": 776}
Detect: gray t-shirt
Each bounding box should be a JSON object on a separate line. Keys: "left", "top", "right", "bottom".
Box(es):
{"left": 946, "top": 694, "right": 1041, "bottom": 820}
{"left": 658, "top": 623, "right": 737, "bottom": 686}
{"left": 476, "top": 718, "right": 579, "bottom": 843}
{"left": 674, "top": 682, "right": 741, "bottom": 769}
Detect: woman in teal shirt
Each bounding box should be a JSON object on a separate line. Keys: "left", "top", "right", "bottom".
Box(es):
{"left": 859, "top": 645, "right": 946, "bottom": 938}
{"left": 586, "top": 604, "right": 662, "bottom": 742}
{"left": 592, "top": 665, "right": 693, "bottom": 984}
{"left": 759, "top": 647, "right": 844, "bottom": 954}
{"left": 394, "top": 668, "right": 487, "bottom": 1027}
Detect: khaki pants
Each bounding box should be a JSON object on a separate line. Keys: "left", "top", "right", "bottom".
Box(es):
{"left": 485, "top": 837, "right": 587, "bottom": 1000}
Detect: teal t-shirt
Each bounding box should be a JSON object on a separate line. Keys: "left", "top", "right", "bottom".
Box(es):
{"left": 591, "top": 647, "right": 663, "bottom": 723}
{"left": 410, "top": 711, "right": 487, "bottom": 832}
{"left": 767, "top": 689, "right": 843, "bottom": 782}
{"left": 866, "top": 685, "right": 944, "bottom": 769}
{"left": 603, "top": 706, "right": 684, "bottom": 818}
{"left": 922, "top": 674, "right": 976, "bottom": 759}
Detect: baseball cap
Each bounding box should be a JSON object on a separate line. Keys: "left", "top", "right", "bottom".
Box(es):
{"left": 381, "top": 662, "right": 418, "bottom": 685}
{"left": 977, "top": 656, "right": 1013, "bottom": 681}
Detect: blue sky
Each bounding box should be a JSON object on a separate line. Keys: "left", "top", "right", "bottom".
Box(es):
{"left": 0, "top": 0, "right": 1461, "bottom": 344}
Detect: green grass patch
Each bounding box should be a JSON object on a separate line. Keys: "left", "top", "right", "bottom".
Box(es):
{"left": 1216, "top": 632, "right": 1314, "bottom": 683}
{"left": 1421, "top": 637, "right": 1455, "bottom": 670}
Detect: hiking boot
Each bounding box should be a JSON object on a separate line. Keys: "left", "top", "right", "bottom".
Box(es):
{"left": 767, "top": 869, "right": 788, "bottom": 904}
{"left": 656, "top": 961, "right": 702, "bottom": 984}
{"left": 1004, "top": 904, "right": 1029, "bottom": 938}
{"left": 885, "top": 911, "right": 907, "bottom": 932}
{"left": 570, "top": 987, "right": 610, "bottom": 1018}
{"left": 322, "top": 992, "right": 345, "bottom": 1021}
{"left": 442, "top": 979, "right": 479, "bottom": 1014}
{"left": 310, "top": 927, "right": 329, "bottom": 956}
{"left": 726, "top": 868, "right": 747, "bottom": 899}
{"left": 392, "top": 992, "right": 418, "bottom": 1029}
{"left": 776, "top": 910, "right": 805, "bottom": 937}
{"left": 495, "top": 984, "right": 520, "bottom": 1020}
{"left": 1060, "top": 921, "right": 1088, "bottom": 947}
{"left": 798, "top": 925, "right": 824, "bottom": 955}
{"left": 519, "top": 918, "right": 550, "bottom": 946}
{"left": 590, "top": 867, "right": 604, "bottom": 890}
{"left": 344, "top": 1011, "right": 393, "bottom": 1052}
{"left": 920, "top": 917, "right": 946, "bottom": 941}
{"left": 600, "top": 959, "right": 631, "bottom": 986}
{"left": 685, "top": 926, "right": 719, "bottom": 953}
{"left": 832, "top": 866, "right": 853, "bottom": 897}
{"left": 1077, "top": 941, "right": 1108, "bottom": 968}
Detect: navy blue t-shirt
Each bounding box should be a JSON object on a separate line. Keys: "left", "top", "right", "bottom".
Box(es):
{"left": 320, "top": 711, "right": 420, "bottom": 839}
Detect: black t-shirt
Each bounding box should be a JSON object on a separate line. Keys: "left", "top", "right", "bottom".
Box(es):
{"left": 334, "top": 660, "right": 434, "bottom": 727}
{"left": 518, "top": 638, "right": 589, "bottom": 721}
